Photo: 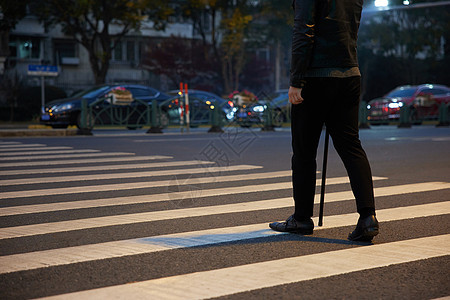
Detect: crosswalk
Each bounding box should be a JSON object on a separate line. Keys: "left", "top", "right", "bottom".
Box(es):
{"left": 0, "top": 140, "right": 449, "bottom": 299}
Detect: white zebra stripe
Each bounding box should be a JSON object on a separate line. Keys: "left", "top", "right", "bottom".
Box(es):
{"left": 0, "top": 174, "right": 359, "bottom": 202}
{"left": 0, "top": 149, "right": 100, "bottom": 156}
{"left": 41, "top": 234, "right": 450, "bottom": 300}
{"left": 0, "top": 152, "right": 135, "bottom": 161}
{"left": 0, "top": 160, "right": 217, "bottom": 176}
{"left": 0, "top": 181, "right": 447, "bottom": 240}
{"left": 0, "top": 170, "right": 298, "bottom": 199}
{"left": 0, "top": 146, "right": 73, "bottom": 152}
{"left": 0, "top": 143, "right": 42, "bottom": 147}
{"left": 0, "top": 164, "right": 259, "bottom": 185}
{"left": 0, "top": 155, "right": 172, "bottom": 167}
{"left": 0, "top": 201, "right": 447, "bottom": 275}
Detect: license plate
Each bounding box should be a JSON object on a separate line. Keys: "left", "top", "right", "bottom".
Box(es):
{"left": 41, "top": 114, "right": 50, "bottom": 121}
{"left": 371, "top": 111, "right": 382, "bottom": 116}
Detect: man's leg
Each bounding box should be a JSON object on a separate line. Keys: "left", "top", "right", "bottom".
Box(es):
{"left": 291, "top": 78, "right": 327, "bottom": 220}
{"left": 325, "top": 76, "right": 378, "bottom": 241}
{"left": 325, "top": 77, "right": 375, "bottom": 214}
{"left": 269, "top": 78, "right": 326, "bottom": 234}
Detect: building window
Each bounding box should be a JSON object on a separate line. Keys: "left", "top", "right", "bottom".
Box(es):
{"left": 256, "top": 48, "right": 270, "bottom": 62}
{"left": 127, "top": 41, "right": 135, "bottom": 62}
{"left": 54, "top": 40, "right": 78, "bottom": 64}
{"left": 113, "top": 41, "right": 123, "bottom": 61}
{"left": 9, "top": 36, "right": 41, "bottom": 59}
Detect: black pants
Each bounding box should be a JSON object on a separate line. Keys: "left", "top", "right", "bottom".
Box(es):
{"left": 291, "top": 76, "right": 375, "bottom": 220}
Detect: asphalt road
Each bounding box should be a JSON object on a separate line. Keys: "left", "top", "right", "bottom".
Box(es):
{"left": 0, "top": 125, "right": 449, "bottom": 299}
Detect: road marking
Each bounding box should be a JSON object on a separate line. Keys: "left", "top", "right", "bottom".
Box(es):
{"left": 0, "top": 164, "right": 259, "bottom": 185}
{"left": 1, "top": 166, "right": 274, "bottom": 187}
{"left": 0, "top": 170, "right": 296, "bottom": 198}
{"left": 385, "top": 136, "right": 450, "bottom": 142}
{"left": 0, "top": 146, "right": 73, "bottom": 152}
{"left": 0, "top": 160, "right": 218, "bottom": 176}
{"left": 0, "top": 149, "right": 100, "bottom": 156}
{"left": 0, "top": 174, "right": 359, "bottom": 201}
{"left": 0, "top": 201, "right": 448, "bottom": 274}
{"left": 0, "top": 155, "right": 172, "bottom": 167}
{"left": 0, "top": 152, "right": 136, "bottom": 161}
{"left": 1, "top": 181, "right": 447, "bottom": 239}
{"left": 0, "top": 143, "right": 43, "bottom": 147}
{"left": 41, "top": 234, "right": 450, "bottom": 300}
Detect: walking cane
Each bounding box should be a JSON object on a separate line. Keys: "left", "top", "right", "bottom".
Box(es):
{"left": 318, "top": 128, "right": 330, "bottom": 226}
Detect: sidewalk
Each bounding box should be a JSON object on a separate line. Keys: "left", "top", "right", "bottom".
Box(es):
{"left": 0, "top": 122, "right": 289, "bottom": 137}
{"left": 0, "top": 124, "right": 78, "bottom": 137}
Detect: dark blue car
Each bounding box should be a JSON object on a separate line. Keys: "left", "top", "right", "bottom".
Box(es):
{"left": 40, "top": 84, "right": 171, "bottom": 129}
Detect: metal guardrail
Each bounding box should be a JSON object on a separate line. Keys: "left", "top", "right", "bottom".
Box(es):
{"left": 78, "top": 96, "right": 153, "bottom": 134}
{"left": 77, "top": 95, "right": 234, "bottom": 134}
{"left": 436, "top": 102, "right": 450, "bottom": 127}
{"left": 77, "top": 96, "right": 449, "bottom": 135}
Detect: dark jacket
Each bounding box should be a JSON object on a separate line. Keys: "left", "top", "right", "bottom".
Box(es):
{"left": 290, "top": 0, "right": 363, "bottom": 88}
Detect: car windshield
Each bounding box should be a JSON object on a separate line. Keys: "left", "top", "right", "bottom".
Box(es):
{"left": 71, "top": 86, "right": 112, "bottom": 99}
{"left": 386, "top": 88, "right": 416, "bottom": 98}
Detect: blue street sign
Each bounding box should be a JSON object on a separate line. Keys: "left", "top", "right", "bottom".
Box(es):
{"left": 27, "top": 65, "right": 59, "bottom": 76}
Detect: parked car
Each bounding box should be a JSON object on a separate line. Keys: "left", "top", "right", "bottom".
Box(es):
{"left": 367, "top": 84, "right": 450, "bottom": 124}
{"left": 40, "top": 84, "right": 172, "bottom": 129}
{"left": 168, "top": 89, "right": 235, "bottom": 126}
{"left": 235, "top": 91, "right": 290, "bottom": 127}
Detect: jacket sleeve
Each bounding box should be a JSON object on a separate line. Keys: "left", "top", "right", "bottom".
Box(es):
{"left": 290, "top": 0, "right": 316, "bottom": 88}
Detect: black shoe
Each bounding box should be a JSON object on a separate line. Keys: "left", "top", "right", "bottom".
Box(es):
{"left": 269, "top": 215, "right": 314, "bottom": 235}
{"left": 348, "top": 215, "right": 379, "bottom": 242}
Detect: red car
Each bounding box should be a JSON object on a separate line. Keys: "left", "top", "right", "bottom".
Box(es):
{"left": 367, "top": 84, "right": 450, "bottom": 124}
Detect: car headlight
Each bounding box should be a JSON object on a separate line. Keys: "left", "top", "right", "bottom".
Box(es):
{"left": 252, "top": 105, "right": 265, "bottom": 113}
{"left": 388, "top": 102, "right": 403, "bottom": 109}
{"left": 53, "top": 103, "right": 74, "bottom": 113}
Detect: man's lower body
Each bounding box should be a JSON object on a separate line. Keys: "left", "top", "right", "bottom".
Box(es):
{"left": 269, "top": 76, "right": 379, "bottom": 241}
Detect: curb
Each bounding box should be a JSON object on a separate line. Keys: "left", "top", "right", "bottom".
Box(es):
{"left": 0, "top": 129, "right": 78, "bottom": 137}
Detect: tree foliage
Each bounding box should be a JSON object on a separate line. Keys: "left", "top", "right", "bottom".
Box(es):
{"left": 0, "top": 0, "right": 30, "bottom": 59}
{"left": 146, "top": 0, "right": 267, "bottom": 93}
{"left": 358, "top": 3, "right": 450, "bottom": 99}
{"left": 142, "top": 36, "right": 217, "bottom": 89}
{"left": 35, "top": 0, "right": 173, "bottom": 84}
{"left": 220, "top": 8, "right": 252, "bottom": 92}
{"left": 0, "top": 0, "right": 29, "bottom": 31}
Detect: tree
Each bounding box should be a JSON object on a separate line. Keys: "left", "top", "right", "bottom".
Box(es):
{"left": 35, "top": 0, "right": 173, "bottom": 84}
{"left": 142, "top": 35, "right": 216, "bottom": 89}
{"left": 220, "top": 8, "right": 252, "bottom": 92}
{"left": 179, "top": 0, "right": 294, "bottom": 93}
{"left": 247, "top": 0, "right": 293, "bottom": 91}
{"left": 358, "top": 3, "right": 450, "bottom": 99}
{"left": 0, "top": 0, "right": 30, "bottom": 73}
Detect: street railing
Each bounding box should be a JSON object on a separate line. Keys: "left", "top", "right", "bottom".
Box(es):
{"left": 77, "top": 95, "right": 235, "bottom": 134}
{"left": 78, "top": 96, "right": 153, "bottom": 132}
{"left": 77, "top": 95, "right": 449, "bottom": 134}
